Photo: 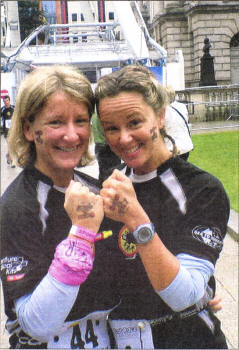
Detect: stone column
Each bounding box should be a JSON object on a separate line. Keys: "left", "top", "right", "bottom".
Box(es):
{"left": 5, "top": 1, "right": 21, "bottom": 47}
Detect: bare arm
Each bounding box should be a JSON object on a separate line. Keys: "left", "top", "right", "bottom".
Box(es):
{"left": 100, "top": 169, "right": 180, "bottom": 291}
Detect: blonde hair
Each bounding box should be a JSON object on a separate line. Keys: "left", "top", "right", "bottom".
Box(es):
{"left": 165, "top": 85, "right": 176, "bottom": 104}
{"left": 8, "top": 65, "right": 95, "bottom": 167}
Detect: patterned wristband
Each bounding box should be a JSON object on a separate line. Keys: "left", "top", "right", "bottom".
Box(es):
{"left": 69, "top": 225, "right": 96, "bottom": 243}
{"left": 49, "top": 238, "right": 94, "bottom": 286}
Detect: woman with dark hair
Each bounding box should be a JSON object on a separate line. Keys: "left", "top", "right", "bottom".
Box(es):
{"left": 95, "top": 64, "right": 229, "bottom": 349}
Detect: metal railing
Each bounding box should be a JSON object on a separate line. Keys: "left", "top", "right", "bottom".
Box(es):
{"left": 176, "top": 85, "right": 239, "bottom": 123}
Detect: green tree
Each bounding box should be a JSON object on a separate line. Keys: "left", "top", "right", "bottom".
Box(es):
{"left": 18, "top": 0, "right": 45, "bottom": 42}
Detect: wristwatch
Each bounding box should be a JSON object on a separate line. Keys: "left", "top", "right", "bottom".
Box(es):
{"left": 132, "top": 223, "right": 155, "bottom": 244}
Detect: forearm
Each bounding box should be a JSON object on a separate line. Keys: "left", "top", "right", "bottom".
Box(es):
{"left": 16, "top": 273, "right": 79, "bottom": 342}
{"left": 136, "top": 233, "right": 180, "bottom": 291}
{"left": 137, "top": 233, "right": 214, "bottom": 310}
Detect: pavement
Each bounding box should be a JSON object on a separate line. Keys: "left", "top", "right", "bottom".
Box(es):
{"left": 0, "top": 122, "right": 238, "bottom": 349}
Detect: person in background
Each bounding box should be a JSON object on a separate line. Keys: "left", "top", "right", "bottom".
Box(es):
{"left": 164, "top": 85, "right": 193, "bottom": 161}
{"left": 94, "top": 64, "right": 229, "bottom": 349}
{"left": 0, "top": 65, "right": 117, "bottom": 349}
{"left": 91, "top": 113, "right": 121, "bottom": 183}
{"left": 1, "top": 95, "right": 15, "bottom": 167}
{"left": 1, "top": 95, "right": 14, "bottom": 137}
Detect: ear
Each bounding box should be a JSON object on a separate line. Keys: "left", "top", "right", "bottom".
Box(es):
{"left": 23, "top": 120, "right": 34, "bottom": 142}
{"left": 157, "top": 108, "right": 165, "bottom": 130}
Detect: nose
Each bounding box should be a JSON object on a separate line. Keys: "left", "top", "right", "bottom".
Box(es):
{"left": 119, "top": 129, "right": 132, "bottom": 145}
{"left": 63, "top": 122, "right": 79, "bottom": 142}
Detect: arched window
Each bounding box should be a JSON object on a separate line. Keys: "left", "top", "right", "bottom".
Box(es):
{"left": 230, "top": 32, "right": 239, "bottom": 47}
{"left": 230, "top": 32, "right": 239, "bottom": 84}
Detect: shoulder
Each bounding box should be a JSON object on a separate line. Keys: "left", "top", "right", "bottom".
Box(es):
{"left": 172, "top": 101, "right": 188, "bottom": 117}
{"left": 1, "top": 171, "right": 33, "bottom": 212}
{"left": 177, "top": 159, "right": 229, "bottom": 208}
{"left": 0, "top": 167, "right": 50, "bottom": 211}
{"left": 168, "top": 158, "right": 227, "bottom": 196}
{"left": 74, "top": 169, "right": 100, "bottom": 193}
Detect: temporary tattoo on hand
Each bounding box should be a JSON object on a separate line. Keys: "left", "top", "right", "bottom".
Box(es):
{"left": 150, "top": 127, "right": 158, "bottom": 141}
{"left": 109, "top": 195, "right": 128, "bottom": 215}
{"left": 77, "top": 203, "right": 95, "bottom": 219}
{"left": 35, "top": 130, "right": 43, "bottom": 144}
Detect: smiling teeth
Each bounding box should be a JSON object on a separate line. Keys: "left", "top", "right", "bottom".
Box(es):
{"left": 60, "top": 146, "right": 78, "bottom": 152}
{"left": 125, "top": 145, "right": 140, "bottom": 153}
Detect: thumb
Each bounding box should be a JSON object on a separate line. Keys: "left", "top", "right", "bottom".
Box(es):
{"left": 65, "top": 180, "right": 76, "bottom": 196}
{"left": 111, "top": 169, "right": 128, "bottom": 182}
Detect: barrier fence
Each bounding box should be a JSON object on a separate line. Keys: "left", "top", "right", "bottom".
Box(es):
{"left": 176, "top": 85, "right": 239, "bottom": 124}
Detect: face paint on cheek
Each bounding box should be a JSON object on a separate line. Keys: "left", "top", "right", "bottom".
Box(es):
{"left": 35, "top": 130, "right": 43, "bottom": 144}
{"left": 150, "top": 126, "right": 158, "bottom": 141}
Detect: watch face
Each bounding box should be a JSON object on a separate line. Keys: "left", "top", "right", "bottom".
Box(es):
{"left": 138, "top": 227, "right": 152, "bottom": 243}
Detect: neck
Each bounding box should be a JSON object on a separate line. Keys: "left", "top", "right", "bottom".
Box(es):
{"left": 53, "top": 172, "right": 73, "bottom": 187}
{"left": 134, "top": 143, "right": 172, "bottom": 175}
{"left": 35, "top": 164, "right": 74, "bottom": 187}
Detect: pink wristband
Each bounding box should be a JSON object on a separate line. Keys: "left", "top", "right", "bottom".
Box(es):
{"left": 69, "top": 225, "right": 96, "bottom": 243}
{"left": 49, "top": 238, "right": 94, "bottom": 286}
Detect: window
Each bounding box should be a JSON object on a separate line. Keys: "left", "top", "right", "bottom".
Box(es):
{"left": 72, "top": 13, "right": 77, "bottom": 21}
{"left": 109, "top": 12, "right": 114, "bottom": 20}
{"left": 81, "top": 13, "right": 84, "bottom": 21}
{"left": 83, "top": 70, "right": 97, "bottom": 83}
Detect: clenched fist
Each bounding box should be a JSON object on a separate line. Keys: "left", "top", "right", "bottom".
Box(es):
{"left": 100, "top": 169, "right": 150, "bottom": 232}
{"left": 65, "top": 180, "right": 104, "bottom": 233}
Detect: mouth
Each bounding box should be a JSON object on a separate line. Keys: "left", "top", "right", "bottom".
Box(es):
{"left": 56, "top": 145, "right": 81, "bottom": 152}
{"left": 123, "top": 144, "right": 142, "bottom": 157}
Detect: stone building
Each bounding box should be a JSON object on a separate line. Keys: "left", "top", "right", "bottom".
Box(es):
{"left": 139, "top": 0, "right": 239, "bottom": 87}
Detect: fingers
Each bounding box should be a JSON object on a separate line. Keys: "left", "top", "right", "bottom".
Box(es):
{"left": 209, "top": 295, "right": 222, "bottom": 305}
{"left": 64, "top": 181, "right": 104, "bottom": 231}
{"left": 208, "top": 295, "right": 222, "bottom": 313}
{"left": 65, "top": 180, "right": 83, "bottom": 198}
{"left": 102, "top": 169, "right": 130, "bottom": 189}
{"left": 111, "top": 169, "right": 128, "bottom": 181}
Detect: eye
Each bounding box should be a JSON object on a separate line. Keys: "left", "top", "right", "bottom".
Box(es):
{"left": 129, "top": 119, "right": 141, "bottom": 128}
{"left": 104, "top": 125, "right": 118, "bottom": 132}
{"left": 76, "top": 118, "right": 89, "bottom": 124}
{"left": 48, "top": 119, "right": 61, "bottom": 126}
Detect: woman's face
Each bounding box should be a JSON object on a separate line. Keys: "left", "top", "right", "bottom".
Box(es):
{"left": 99, "top": 91, "right": 167, "bottom": 175}
{"left": 24, "top": 90, "right": 90, "bottom": 183}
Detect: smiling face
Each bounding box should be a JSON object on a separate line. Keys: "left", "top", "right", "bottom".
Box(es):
{"left": 99, "top": 91, "right": 171, "bottom": 175}
{"left": 24, "top": 90, "right": 90, "bottom": 186}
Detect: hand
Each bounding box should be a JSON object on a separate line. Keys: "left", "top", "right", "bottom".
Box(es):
{"left": 100, "top": 169, "right": 149, "bottom": 231}
{"left": 64, "top": 180, "right": 104, "bottom": 233}
{"left": 208, "top": 294, "right": 222, "bottom": 313}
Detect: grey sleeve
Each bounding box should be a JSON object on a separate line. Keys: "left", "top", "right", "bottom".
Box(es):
{"left": 16, "top": 273, "right": 80, "bottom": 342}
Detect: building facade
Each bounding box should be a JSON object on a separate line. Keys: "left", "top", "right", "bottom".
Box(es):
{"left": 2, "top": 1, "right": 239, "bottom": 89}
{"left": 139, "top": 0, "right": 239, "bottom": 87}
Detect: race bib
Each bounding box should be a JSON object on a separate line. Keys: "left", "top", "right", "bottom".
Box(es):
{"left": 5, "top": 119, "right": 11, "bottom": 129}
{"left": 47, "top": 310, "right": 112, "bottom": 349}
{"left": 109, "top": 319, "right": 154, "bottom": 349}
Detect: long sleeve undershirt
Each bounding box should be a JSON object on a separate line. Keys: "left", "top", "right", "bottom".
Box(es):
{"left": 16, "top": 253, "right": 214, "bottom": 342}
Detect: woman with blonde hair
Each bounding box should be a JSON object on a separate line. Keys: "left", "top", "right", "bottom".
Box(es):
{"left": 0, "top": 64, "right": 117, "bottom": 349}
{"left": 8, "top": 65, "right": 94, "bottom": 169}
